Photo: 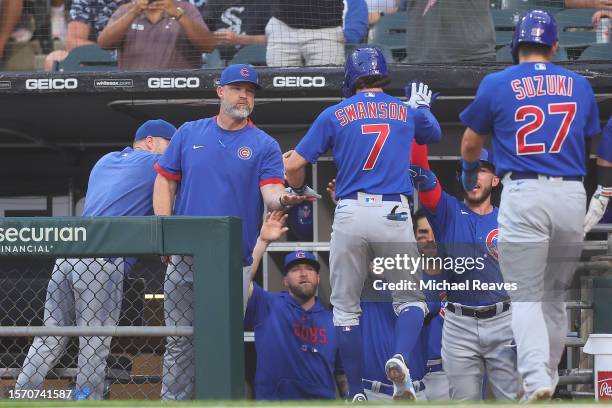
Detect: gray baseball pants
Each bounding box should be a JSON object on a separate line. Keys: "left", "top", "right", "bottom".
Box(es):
{"left": 16, "top": 258, "right": 124, "bottom": 400}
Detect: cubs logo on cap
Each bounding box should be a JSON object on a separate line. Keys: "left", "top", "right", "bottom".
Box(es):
{"left": 238, "top": 146, "right": 252, "bottom": 160}
{"left": 283, "top": 251, "right": 320, "bottom": 275}
{"left": 531, "top": 27, "right": 545, "bottom": 37}
{"left": 218, "top": 64, "right": 261, "bottom": 89}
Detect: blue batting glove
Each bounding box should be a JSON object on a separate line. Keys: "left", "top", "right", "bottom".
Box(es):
{"left": 461, "top": 160, "right": 480, "bottom": 191}
{"left": 409, "top": 165, "right": 438, "bottom": 192}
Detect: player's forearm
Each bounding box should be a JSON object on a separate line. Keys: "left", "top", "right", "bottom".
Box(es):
{"left": 597, "top": 158, "right": 612, "bottom": 188}
{"left": 410, "top": 141, "right": 430, "bottom": 170}
{"left": 180, "top": 18, "right": 216, "bottom": 53}
{"left": 414, "top": 109, "right": 442, "bottom": 144}
{"left": 98, "top": 7, "right": 140, "bottom": 49}
{"left": 261, "top": 183, "right": 286, "bottom": 210}
{"left": 250, "top": 237, "right": 270, "bottom": 281}
{"left": 153, "top": 175, "right": 176, "bottom": 215}
{"left": 461, "top": 128, "right": 486, "bottom": 162}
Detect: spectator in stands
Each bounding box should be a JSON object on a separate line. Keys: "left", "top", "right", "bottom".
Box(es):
{"left": 0, "top": 0, "right": 43, "bottom": 71}
{"left": 404, "top": 0, "right": 495, "bottom": 63}
{"left": 51, "top": 0, "right": 67, "bottom": 41}
{"left": 98, "top": 0, "right": 215, "bottom": 70}
{"left": 565, "top": 0, "right": 612, "bottom": 8}
{"left": 202, "top": 0, "right": 270, "bottom": 63}
{"left": 265, "top": 0, "right": 346, "bottom": 66}
{"left": 592, "top": 8, "right": 612, "bottom": 24}
{"left": 343, "top": 0, "right": 369, "bottom": 44}
{"left": 0, "top": 0, "right": 24, "bottom": 65}
{"left": 366, "top": 0, "right": 398, "bottom": 25}
{"left": 245, "top": 211, "right": 346, "bottom": 400}
{"left": 44, "top": 0, "right": 128, "bottom": 71}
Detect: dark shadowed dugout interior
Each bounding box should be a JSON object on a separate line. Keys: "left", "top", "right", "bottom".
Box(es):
{"left": 0, "top": 64, "right": 610, "bottom": 199}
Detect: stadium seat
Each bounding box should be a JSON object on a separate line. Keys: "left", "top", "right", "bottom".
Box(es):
{"left": 202, "top": 49, "right": 225, "bottom": 69}
{"left": 495, "top": 44, "right": 568, "bottom": 62}
{"left": 496, "top": 31, "right": 515, "bottom": 47}
{"left": 229, "top": 44, "right": 267, "bottom": 66}
{"left": 578, "top": 44, "right": 612, "bottom": 61}
{"left": 491, "top": 9, "right": 521, "bottom": 29}
{"left": 55, "top": 44, "right": 117, "bottom": 72}
{"left": 368, "top": 12, "right": 407, "bottom": 51}
{"left": 556, "top": 9, "right": 598, "bottom": 47}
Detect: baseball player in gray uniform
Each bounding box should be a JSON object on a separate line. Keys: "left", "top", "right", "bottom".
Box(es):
{"left": 15, "top": 120, "right": 175, "bottom": 399}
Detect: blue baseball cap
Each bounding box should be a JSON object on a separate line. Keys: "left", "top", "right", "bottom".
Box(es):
{"left": 283, "top": 251, "right": 320, "bottom": 275}
{"left": 134, "top": 119, "right": 176, "bottom": 141}
{"left": 218, "top": 64, "right": 261, "bottom": 89}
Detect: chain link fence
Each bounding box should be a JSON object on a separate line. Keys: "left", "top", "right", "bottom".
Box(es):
{"left": 0, "top": 254, "right": 196, "bottom": 400}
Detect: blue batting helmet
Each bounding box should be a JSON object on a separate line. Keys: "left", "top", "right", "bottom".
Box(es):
{"left": 341, "top": 47, "right": 388, "bottom": 98}
{"left": 511, "top": 9, "right": 558, "bottom": 64}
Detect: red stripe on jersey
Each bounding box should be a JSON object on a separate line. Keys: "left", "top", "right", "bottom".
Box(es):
{"left": 154, "top": 162, "right": 181, "bottom": 181}
{"left": 259, "top": 178, "right": 284, "bottom": 187}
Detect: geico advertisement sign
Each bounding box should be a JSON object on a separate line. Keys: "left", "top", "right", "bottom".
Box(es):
{"left": 148, "top": 77, "right": 200, "bottom": 89}
{"left": 273, "top": 76, "right": 326, "bottom": 88}
{"left": 25, "top": 78, "right": 78, "bottom": 90}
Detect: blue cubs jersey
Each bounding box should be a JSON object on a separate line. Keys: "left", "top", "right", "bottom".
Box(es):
{"left": 460, "top": 62, "right": 601, "bottom": 177}
{"left": 156, "top": 117, "right": 284, "bottom": 266}
{"left": 424, "top": 314, "right": 444, "bottom": 364}
{"left": 425, "top": 192, "right": 508, "bottom": 306}
{"left": 295, "top": 91, "right": 441, "bottom": 199}
{"left": 244, "top": 283, "right": 339, "bottom": 400}
{"left": 83, "top": 147, "right": 159, "bottom": 216}
{"left": 599, "top": 117, "right": 612, "bottom": 163}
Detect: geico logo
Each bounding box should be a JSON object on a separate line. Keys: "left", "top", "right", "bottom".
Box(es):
{"left": 272, "top": 76, "right": 326, "bottom": 87}
{"left": 25, "top": 78, "right": 78, "bottom": 90}
{"left": 148, "top": 77, "right": 200, "bottom": 88}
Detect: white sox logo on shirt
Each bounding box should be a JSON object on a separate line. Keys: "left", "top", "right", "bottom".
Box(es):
{"left": 486, "top": 228, "right": 499, "bottom": 260}
{"left": 238, "top": 146, "right": 252, "bottom": 160}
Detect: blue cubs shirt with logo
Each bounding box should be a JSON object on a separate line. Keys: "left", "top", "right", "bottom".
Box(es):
{"left": 244, "top": 283, "right": 340, "bottom": 400}
{"left": 83, "top": 147, "right": 160, "bottom": 216}
{"left": 155, "top": 117, "right": 284, "bottom": 265}
{"left": 425, "top": 192, "right": 508, "bottom": 306}
{"left": 295, "top": 91, "right": 441, "bottom": 199}
{"left": 460, "top": 62, "right": 601, "bottom": 177}
{"left": 599, "top": 117, "right": 612, "bottom": 162}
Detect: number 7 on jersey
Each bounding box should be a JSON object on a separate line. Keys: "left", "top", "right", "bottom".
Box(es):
{"left": 362, "top": 123, "right": 390, "bottom": 170}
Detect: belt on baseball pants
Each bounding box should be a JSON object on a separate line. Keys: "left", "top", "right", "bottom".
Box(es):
{"left": 341, "top": 193, "right": 411, "bottom": 202}
{"left": 362, "top": 379, "right": 425, "bottom": 396}
{"left": 426, "top": 360, "right": 443, "bottom": 374}
{"left": 446, "top": 301, "right": 511, "bottom": 319}
{"left": 509, "top": 172, "right": 583, "bottom": 182}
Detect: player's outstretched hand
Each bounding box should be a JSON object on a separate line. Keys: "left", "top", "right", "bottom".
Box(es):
{"left": 460, "top": 160, "right": 480, "bottom": 191}
{"left": 260, "top": 211, "right": 289, "bottom": 242}
{"left": 405, "top": 81, "right": 439, "bottom": 109}
{"left": 327, "top": 178, "right": 337, "bottom": 204}
{"left": 409, "top": 165, "right": 437, "bottom": 192}
{"left": 583, "top": 185, "right": 611, "bottom": 234}
{"left": 285, "top": 185, "right": 321, "bottom": 201}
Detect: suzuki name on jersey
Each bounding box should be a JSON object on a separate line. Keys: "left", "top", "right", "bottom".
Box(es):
{"left": 511, "top": 75, "right": 573, "bottom": 100}
{"left": 334, "top": 101, "right": 408, "bottom": 127}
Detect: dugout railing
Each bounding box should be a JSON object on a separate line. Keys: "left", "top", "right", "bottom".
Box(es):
{"left": 0, "top": 216, "right": 243, "bottom": 400}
